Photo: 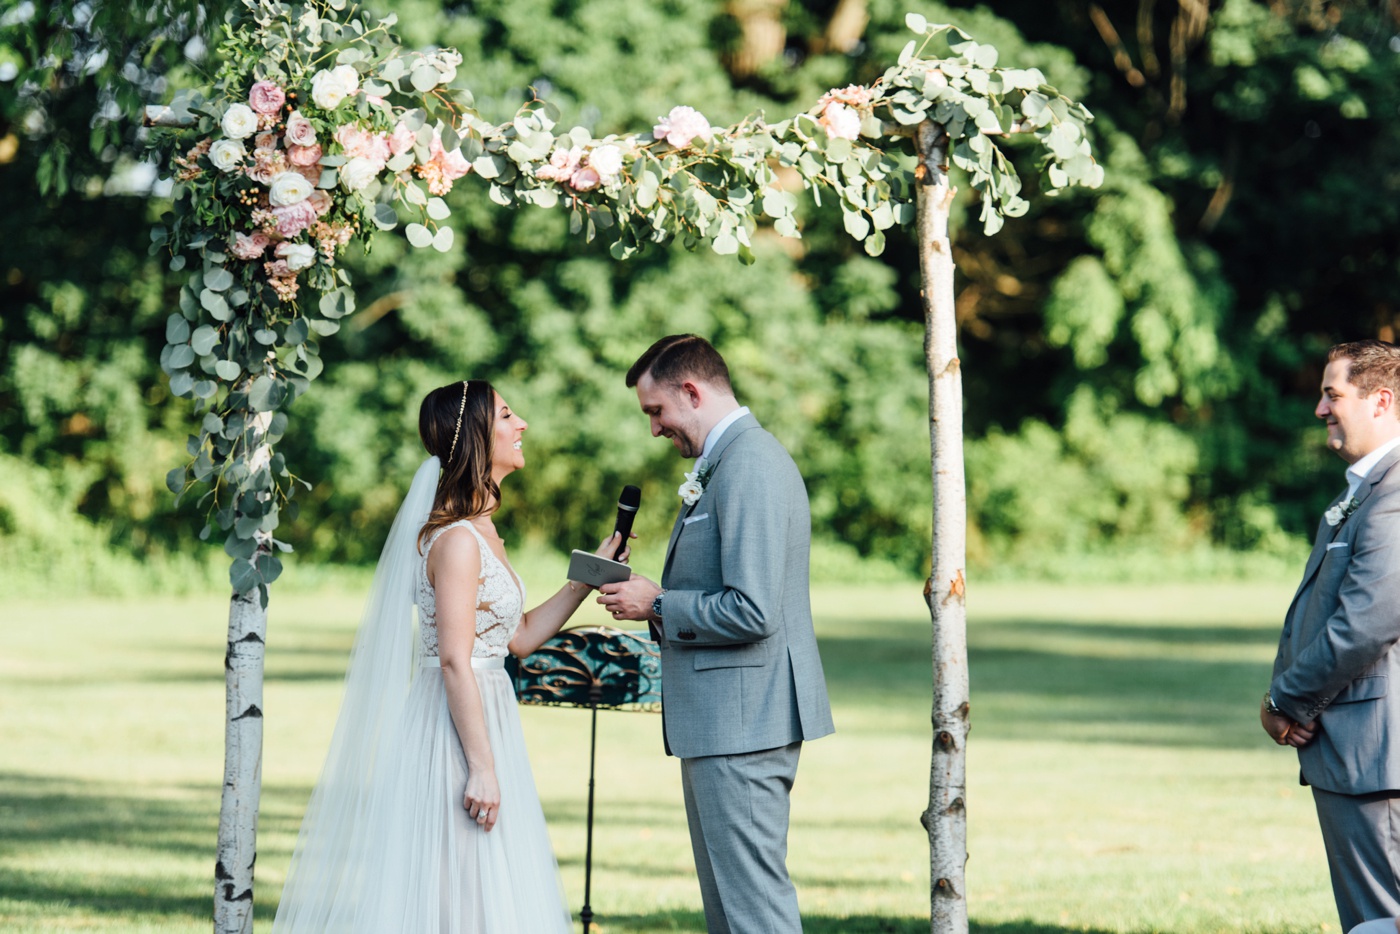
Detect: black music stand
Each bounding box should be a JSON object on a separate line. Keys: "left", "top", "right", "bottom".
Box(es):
{"left": 507, "top": 626, "right": 661, "bottom": 934}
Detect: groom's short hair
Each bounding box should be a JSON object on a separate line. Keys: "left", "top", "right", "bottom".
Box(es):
{"left": 1330, "top": 340, "right": 1400, "bottom": 408}
{"left": 627, "top": 334, "right": 733, "bottom": 392}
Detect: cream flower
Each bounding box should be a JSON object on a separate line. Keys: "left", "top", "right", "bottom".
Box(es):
{"left": 819, "top": 102, "right": 862, "bottom": 141}
{"left": 220, "top": 103, "right": 259, "bottom": 140}
{"left": 678, "top": 477, "right": 704, "bottom": 506}
{"left": 589, "top": 145, "right": 624, "bottom": 185}
{"left": 276, "top": 241, "right": 318, "bottom": 271}
{"left": 268, "top": 171, "right": 314, "bottom": 206}
{"left": 339, "top": 156, "right": 380, "bottom": 192}
{"left": 209, "top": 139, "right": 247, "bottom": 173}
{"left": 310, "top": 65, "right": 360, "bottom": 110}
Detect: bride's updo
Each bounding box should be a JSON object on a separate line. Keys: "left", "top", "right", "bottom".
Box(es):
{"left": 418, "top": 379, "right": 499, "bottom": 549}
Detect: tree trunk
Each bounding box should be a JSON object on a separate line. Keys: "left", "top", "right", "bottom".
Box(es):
{"left": 915, "top": 119, "right": 969, "bottom": 934}
{"left": 215, "top": 586, "right": 266, "bottom": 933}
{"left": 214, "top": 407, "right": 274, "bottom": 932}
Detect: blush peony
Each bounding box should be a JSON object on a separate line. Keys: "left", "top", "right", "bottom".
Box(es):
{"left": 276, "top": 241, "right": 318, "bottom": 271}
{"left": 248, "top": 81, "right": 286, "bottom": 115}
{"left": 653, "top": 106, "right": 713, "bottom": 148}
{"left": 229, "top": 231, "right": 271, "bottom": 260}
{"left": 272, "top": 200, "right": 318, "bottom": 238}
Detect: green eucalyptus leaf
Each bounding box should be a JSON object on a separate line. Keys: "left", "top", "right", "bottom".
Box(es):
{"left": 191, "top": 325, "right": 219, "bottom": 356}
{"left": 842, "top": 210, "right": 871, "bottom": 240}
{"left": 166, "top": 466, "right": 187, "bottom": 494}
{"left": 426, "top": 197, "right": 451, "bottom": 220}
{"left": 167, "top": 315, "right": 191, "bottom": 344}
{"left": 170, "top": 370, "right": 195, "bottom": 397}
{"left": 432, "top": 227, "right": 455, "bottom": 252}
{"left": 204, "top": 267, "right": 234, "bottom": 291}
{"left": 410, "top": 65, "right": 439, "bottom": 92}
{"left": 373, "top": 202, "right": 398, "bottom": 230}
{"left": 405, "top": 223, "right": 433, "bottom": 248}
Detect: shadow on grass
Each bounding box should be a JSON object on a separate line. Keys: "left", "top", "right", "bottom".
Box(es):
{"left": 590, "top": 911, "right": 1126, "bottom": 933}
{"left": 816, "top": 615, "right": 1281, "bottom": 749}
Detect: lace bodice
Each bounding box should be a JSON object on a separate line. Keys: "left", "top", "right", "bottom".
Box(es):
{"left": 417, "top": 520, "right": 525, "bottom": 660}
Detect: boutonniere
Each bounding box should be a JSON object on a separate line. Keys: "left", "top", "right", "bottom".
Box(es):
{"left": 1325, "top": 497, "right": 1361, "bottom": 527}
{"left": 678, "top": 457, "right": 713, "bottom": 506}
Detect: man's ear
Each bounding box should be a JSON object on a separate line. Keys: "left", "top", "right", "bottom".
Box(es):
{"left": 681, "top": 380, "right": 703, "bottom": 408}
{"left": 1376, "top": 386, "right": 1396, "bottom": 417}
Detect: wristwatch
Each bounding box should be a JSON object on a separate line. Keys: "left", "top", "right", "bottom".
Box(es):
{"left": 1264, "top": 691, "right": 1283, "bottom": 716}
{"left": 651, "top": 590, "right": 665, "bottom": 622}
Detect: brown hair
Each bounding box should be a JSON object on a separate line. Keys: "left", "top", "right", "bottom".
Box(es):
{"left": 417, "top": 379, "right": 500, "bottom": 550}
{"left": 1329, "top": 340, "right": 1400, "bottom": 406}
{"left": 625, "top": 334, "right": 732, "bottom": 392}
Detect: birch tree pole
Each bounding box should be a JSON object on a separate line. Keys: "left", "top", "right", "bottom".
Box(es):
{"left": 149, "top": 4, "right": 1099, "bottom": 927}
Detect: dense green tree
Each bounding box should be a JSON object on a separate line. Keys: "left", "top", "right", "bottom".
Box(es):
{"left": 5, "top": 0, "right": 1400, "bottom": 587}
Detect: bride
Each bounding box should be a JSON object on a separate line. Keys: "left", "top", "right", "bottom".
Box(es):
{"left": 272, "top": 378, "right": 625, "bottom": 933}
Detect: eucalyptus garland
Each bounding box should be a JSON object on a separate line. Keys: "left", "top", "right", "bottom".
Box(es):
{"left": 151, "top": 0, "right": 1099, "bottom": 598}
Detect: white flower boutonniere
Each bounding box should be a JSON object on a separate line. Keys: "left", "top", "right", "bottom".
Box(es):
{"left": 679, "top": 458, "right": 713, "bottom": 506}
{"left": 1325, "top": 497, "right": 1361, "bottom": 527}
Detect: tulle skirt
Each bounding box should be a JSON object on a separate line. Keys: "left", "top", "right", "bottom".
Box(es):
{"left": 273, "top": 660, "right": 574, "bottom": 934}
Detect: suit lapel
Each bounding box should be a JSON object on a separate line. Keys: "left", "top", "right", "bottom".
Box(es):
{"left": 660, "top": 414, "right": 760, "bottom": 579}
{"left": 1293, "top": 445, "right": 1400, "bottom": 597}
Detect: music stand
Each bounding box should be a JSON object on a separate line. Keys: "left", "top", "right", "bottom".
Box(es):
{"left": 508, "top": 626, "right": 660, "bottom": 934}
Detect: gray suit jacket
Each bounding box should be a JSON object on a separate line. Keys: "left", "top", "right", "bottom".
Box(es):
{"left": 655, "top": 413, "right": 835, "bottom": 759}
{"left": 1271, "top": 444, "right": 1400, "bottom": 795}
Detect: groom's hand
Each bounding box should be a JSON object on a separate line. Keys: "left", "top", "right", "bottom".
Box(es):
{"left": 1261, "top": 697, "right": 1318, "bottom": 747}
{"left": 597, "top": 575, "right": 661, "bottom": 622}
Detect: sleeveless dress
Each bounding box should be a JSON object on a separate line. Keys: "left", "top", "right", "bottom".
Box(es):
{"left": 277, "top": 520, "right": 574, "bottom": 933}
{"left": 375, "top": 519, "right": 574, "bottom": 933}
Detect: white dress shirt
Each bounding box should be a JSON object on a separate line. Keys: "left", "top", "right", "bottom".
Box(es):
{"left": 1345, "top": 436, "right": 1400, "bottom": 501}
{"left": 699, "top": 406, "right": 751, "bottom": 464}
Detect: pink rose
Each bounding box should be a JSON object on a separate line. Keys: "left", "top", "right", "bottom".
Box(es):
{"left": 230, "top": 231, "right": 271, "bottom": 260}
{"left": 570, "top": 166, "right": 601, "bottom": 191}
{"left": 308, "top": 190, "right": 333, "bottom": 215}
{"left": 819, "top": 84, "right": 874, "bottom": 109}
{"left": 388, "top": 121, "right": 416, "bottom": 156}
{"left": 536, "top": 146, "right": 581, "bottom": 183}
{"left": 272, "top": 200, "right": 319, "bottom": 238}
{"left": 255, "top": 131, "right": 279, "bottom": 151}
{"left": 819, "top": 102, "right": 861, "bottom": 141}
{"left": 287, "top": 143, "right": 322, "bottom": 166}
{"left": 653, "top": 105, "right": 713, "bottom": 149}
{"left": 284, "top": 111, "right": 316, "bottom": 148}
{"left": 264, "top": 259, "right": 293, "bottom": 278}
{"left": 249, "top": 81, "right": 286, "bottom": 115}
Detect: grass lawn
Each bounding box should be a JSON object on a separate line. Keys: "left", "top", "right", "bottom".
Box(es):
{"left": 0, "top": 566, "right": 1338, "bottom": 933}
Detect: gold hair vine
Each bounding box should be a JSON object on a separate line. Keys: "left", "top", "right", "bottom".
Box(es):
{"left": 447, "top": 381, "right": 468, "bottom": 461}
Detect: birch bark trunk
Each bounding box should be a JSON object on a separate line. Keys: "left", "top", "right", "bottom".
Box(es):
{"left": 915, "top": 119, "right": 970, "bottom": 934}
{"left": 214, "top": 585, "right": 266, "bottom": 933}
{"left": 214, "top": 407, "right": 273, "bottom": 933}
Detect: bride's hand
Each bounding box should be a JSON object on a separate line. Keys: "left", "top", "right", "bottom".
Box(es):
{"left": 595, "top": 531, "right": 634, "bottom": 564}
{"left": 464, "top": 770, "right": 501, "bottom": 832}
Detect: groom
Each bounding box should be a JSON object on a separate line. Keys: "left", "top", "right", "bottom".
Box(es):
{"left": 1264, "top": 340, "right": 1400, "bottom": 932}
{"left": 599, "top": 334, "right": 834, "bottom": 934}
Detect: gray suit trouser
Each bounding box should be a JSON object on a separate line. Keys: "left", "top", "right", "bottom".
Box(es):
{"left": 680, "top": 742, "right": 803, "bottom": 934}
{"left": 1312, "top": 787, "right": 1400, "bottom": 931}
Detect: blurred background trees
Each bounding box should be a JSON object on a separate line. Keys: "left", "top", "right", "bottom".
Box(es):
{"left": 3, "top": 0, "right": 1398, "bottom": 590}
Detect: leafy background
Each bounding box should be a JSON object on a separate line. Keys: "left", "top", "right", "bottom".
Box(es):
{"left": 3, "top": 0, "right": 1398, "bottom": 593}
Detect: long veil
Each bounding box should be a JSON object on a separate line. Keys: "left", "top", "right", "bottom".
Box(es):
{"left": 271, "top": 456, "right": 441, "bottom": 932}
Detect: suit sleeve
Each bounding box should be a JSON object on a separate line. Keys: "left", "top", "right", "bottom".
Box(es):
{"left": 1271, "top": 487, "right": 1400, "bottom": 722}
{"left": 660, "top": 441, "right": 796, "bottom": 647}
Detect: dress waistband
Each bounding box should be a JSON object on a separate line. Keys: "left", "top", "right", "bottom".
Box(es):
{"left": 420, "top": 655, "right": 506, "bottom": 670}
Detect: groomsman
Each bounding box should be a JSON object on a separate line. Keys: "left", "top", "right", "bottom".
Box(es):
{"left": 1265, "top": 340, "right": 1400, "bottom": 931}
{"left": 598, "top": 334, "right": 834, "bottom": 934}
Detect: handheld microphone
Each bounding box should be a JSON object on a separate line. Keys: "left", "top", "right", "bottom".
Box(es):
{"left": 613, "top": 485, "right": 641, "bottom": 559}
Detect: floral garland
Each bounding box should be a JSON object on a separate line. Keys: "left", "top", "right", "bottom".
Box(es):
{"left": 152, "top": 1, "right": 1099, "bottom": 595}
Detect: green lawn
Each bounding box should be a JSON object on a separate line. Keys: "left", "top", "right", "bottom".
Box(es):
{"left": 0, "top": 570, "right": 1338, "bottom": 933}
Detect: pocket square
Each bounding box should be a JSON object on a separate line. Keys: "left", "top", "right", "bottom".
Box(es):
{"left": 1326, "top": 542, "right": 1349, "bottom": 551}
{"left": 683, "top": 512, "right": 709, "bottom": 526}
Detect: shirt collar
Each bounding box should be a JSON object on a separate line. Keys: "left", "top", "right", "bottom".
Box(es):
{"left": 1346, "top": 435, "right": 1400, "bottom": 496}
{"left": 700, "top": 406, "right": 750, "bottom": 463}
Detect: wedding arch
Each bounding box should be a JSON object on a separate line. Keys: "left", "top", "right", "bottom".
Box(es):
{"left": 146, "top": 1, "right": 1100, "bottom": 930}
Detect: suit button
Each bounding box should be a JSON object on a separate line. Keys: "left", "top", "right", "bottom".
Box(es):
{"left": 678, "top": 630, "right": 697, "bottom": 641}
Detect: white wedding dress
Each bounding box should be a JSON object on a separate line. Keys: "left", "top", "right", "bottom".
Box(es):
{"left": 272, "top": 509, "right": 573, "bottom": 933}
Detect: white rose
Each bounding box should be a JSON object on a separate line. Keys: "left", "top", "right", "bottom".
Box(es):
{"left": 276, "top": 242, "right": 318, "bottom": 271}
{"left": 588, "top": 145, "right": 624, "bottom": 184}
{"left": 268, "top": 171, "right": 313, "bottom": 206}
{"left": 310, "top": 65, "right": 360, "bottom": 110}
{"left": 209, "top": 139, "right": 247, "bottom": 173}
{"left": 220, "top": 103, "right": 259, "bottom": 140}
{"left": 338, "top": 156, "right": 379, "bottom": 192}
